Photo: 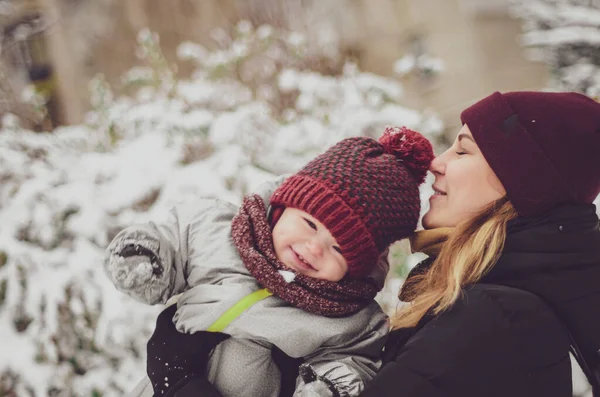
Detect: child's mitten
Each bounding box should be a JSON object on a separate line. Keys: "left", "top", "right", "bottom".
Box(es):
{"left": 105, "top": 239, "right": 164, "bottom": 302}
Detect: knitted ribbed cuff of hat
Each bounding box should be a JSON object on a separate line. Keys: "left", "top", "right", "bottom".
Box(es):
{"left": 270, "top": 174, "right": 379, "bottom": 279}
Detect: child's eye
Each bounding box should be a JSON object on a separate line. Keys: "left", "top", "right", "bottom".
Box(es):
{"left": 455, "top": 151, "right": 467, "bottom": 156}
{"left": 333, "top": 246, "right": 343, "bottom": 255}
{"left": 304, "top": 218, "right": 317, "bottom": 230}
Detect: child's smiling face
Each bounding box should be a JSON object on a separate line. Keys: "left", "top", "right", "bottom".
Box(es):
{"left": 272, "top": 207, "right": 348, "bottom": 282}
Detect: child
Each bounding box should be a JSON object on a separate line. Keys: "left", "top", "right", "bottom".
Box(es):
{"left": 105, "top": 126, "right": 434, "bottom": 397}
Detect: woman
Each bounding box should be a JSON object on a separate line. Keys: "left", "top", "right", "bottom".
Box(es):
{"left": 145, "top": 91, "right": 600, "bottom": 397}
{"left": 360, "top": 90, "right": 600, "bottom": 397}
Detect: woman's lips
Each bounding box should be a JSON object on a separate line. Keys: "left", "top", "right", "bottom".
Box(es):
{"left": 430, "top": 189, "right": 447, "bottom": 201}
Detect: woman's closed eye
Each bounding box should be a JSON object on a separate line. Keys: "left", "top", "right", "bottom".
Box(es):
{"left": 455, "top": 146, "right": 468, "bottom": 155}
{"left": 304, "top": 218, "right": 317, "bottom": 230}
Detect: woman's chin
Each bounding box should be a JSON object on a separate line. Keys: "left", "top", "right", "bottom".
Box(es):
{"left": 422, "top": 211, "right": 452, "bottom": 229}
{"left": 422, "top": 212, "right": 436, "bottom": 229}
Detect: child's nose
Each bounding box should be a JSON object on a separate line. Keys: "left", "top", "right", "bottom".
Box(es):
{"left": 306, "top": 239, "right": 324, "bottom": 256}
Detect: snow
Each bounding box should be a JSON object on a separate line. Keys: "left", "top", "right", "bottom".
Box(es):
{"left": 523, "top": 26, "right": 600, "bottom": 46}
{"left": 393, "top": 54, "right": 445, "bottom": 77}
{"left": 511, "top": 0, "right": 600, "bottom": 96}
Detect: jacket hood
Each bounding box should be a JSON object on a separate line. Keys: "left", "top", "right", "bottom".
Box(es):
{"left": 482, "top": 203, "right": 600, "bottom": 372}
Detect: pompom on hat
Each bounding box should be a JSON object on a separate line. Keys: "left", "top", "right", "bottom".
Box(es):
{"left": 270, "top": 126, "right": 434, "bottom": 279}
{"left": 461, "top": 91, "right": 600, "bottom": 217}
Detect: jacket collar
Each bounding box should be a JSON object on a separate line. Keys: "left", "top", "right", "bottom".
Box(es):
{"left": 483, "top": 204, "right": 600, "bottom": 283}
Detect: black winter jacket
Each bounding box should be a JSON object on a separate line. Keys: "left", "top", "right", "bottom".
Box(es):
{"left": 361, "top": 204, "right": 600, "bottom": 397}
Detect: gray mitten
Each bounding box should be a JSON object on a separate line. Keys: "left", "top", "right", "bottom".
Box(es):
{"left": 105, "top": 236, "right": 165, "bottom": 303}
{"left": 295, "top": 364, "right": 344, "bottom": 397}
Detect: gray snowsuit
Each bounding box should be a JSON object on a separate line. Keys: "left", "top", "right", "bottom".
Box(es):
{"left": 105, "top": 178, "right": 390, "bottom": 397}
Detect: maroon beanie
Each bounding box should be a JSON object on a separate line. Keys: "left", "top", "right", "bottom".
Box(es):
{"left": 270, "top": 126, "right": 434, "bottom": 279}
{"left": 461, "top": 91, "right": 600, "bottom": 217}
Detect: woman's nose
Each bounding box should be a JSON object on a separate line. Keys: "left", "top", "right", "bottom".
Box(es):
{"left": 429, "top": 154, "right": 445, "bottom": 175}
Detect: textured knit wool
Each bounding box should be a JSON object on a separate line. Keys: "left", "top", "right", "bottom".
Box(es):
{"left": 231, "top": 194, "right": 379, "bottom": 317}
{"left": 461, "top": 91, "right": 600, "bottom": 217}
{"left": 270, "top": 126, "right": 434, "bottom": 278}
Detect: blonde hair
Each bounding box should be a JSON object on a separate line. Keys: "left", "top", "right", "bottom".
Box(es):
{"left": 392, "top": 197, "right": 518, "bottom": 329}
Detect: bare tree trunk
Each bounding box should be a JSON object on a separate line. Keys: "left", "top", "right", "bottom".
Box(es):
{"left": 0, "top": 59, "right": 40, "bottom": 129}
{"left": 124, "top": 0, "right": 149, "bottom": 31}
{"left": 36, "top": 0, "right": 87, "bottom": 125}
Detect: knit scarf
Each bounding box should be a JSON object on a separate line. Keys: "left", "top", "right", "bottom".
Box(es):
{"left": 231, "top": 194, "right": 379, "bottom": 317}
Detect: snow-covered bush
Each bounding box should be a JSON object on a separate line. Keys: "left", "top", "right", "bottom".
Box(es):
{"left": 510, "top": 0, "right": 600, "bottom": 97}
{"left": 0, "top": 22, "right": 443, "bottom": 396}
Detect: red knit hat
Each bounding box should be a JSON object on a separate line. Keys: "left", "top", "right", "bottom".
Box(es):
{"left": 270, "top": 126, "right": 434, "bottom": 279}
{"left": 461, "top": 91, "right": 600, "bottom": 217}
